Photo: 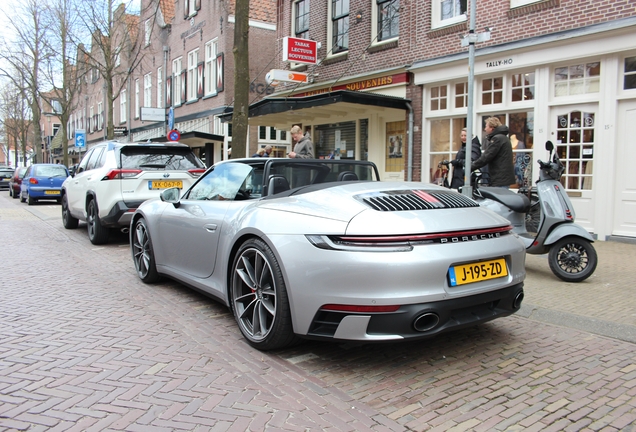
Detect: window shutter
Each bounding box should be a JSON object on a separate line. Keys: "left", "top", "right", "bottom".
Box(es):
{"left": 216, "top": 53, "right": 224, "bottom": 93}
{"left": 166, "top": 76, "right": 172, "bottom": 107}
{"left": 197, "top": 61, "right": 204, "bottom": 99}
{"left": 184, "top": 0, "right": 189, "bottom": 18}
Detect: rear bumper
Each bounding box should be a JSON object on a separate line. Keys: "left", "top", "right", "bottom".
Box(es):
{"left": 101, "top": 200, "right": 146, "bottom": 227}
{"left": 306, "top": 283, "right": 524, "bottom": 341}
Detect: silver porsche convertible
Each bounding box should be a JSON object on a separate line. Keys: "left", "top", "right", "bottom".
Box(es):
{"left": 130, "top": 158, "right": 526, "bottom": 350}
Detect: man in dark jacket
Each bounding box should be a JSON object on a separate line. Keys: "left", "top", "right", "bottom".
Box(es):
{"left": 471, "top": 117, "right": 515, "bottom": 187}
{"left": 450, "top": 128, "right": 482, "bottom": 189}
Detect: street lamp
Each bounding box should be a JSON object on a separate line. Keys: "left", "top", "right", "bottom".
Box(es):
{"left": 460, "top": 0, "right": 491, "bottom": 197}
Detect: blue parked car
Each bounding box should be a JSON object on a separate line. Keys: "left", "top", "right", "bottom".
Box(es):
{"left": 20, "top": 164, "right": 70, "bottom": 205}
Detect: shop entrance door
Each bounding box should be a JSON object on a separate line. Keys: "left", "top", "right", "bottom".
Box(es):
{"left": 613, "top": 100, "right": 636, "bottom": 238}
{"left": 549, "top": 104, "right": 597, "bottom": 233}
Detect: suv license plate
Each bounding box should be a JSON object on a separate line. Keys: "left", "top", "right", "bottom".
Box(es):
{"left": 448, "top": 258, "right": 508, "bottom": 286}
{"left": 149, "top": 180, "right": 183, "bottom": 190}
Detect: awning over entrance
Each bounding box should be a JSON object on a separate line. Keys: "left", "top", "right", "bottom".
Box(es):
{"left": 150, "top": 130, "right": 225, "bottom": 147}
{"left": 219, "top": 90, "right": 411, "bottom": 129}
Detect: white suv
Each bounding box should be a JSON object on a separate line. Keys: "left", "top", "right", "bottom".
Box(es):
{"left": 61, "top": 141, "right": 206, "bottom": 244}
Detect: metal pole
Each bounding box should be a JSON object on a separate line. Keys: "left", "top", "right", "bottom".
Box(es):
{"left": 462, "top": 0, "right": 477, "bottom": 197}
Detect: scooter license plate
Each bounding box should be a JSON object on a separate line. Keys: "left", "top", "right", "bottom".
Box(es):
{"left": 448, "top": 258, "right": 508, "bottom": 286}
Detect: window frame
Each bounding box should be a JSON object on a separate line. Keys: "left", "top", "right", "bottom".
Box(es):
{"left": 157, "top": 67, "right": 163, "bottom": 108}
{"left": 374, "top": 0, "right": 399, "bottom": 43}
{"left": 510, "top": 0, "right": 542, "bottom": 8}
{"left": 293, "top": 0, "right": 310, "bottom": 39}
{"left": 144, "top": 18, "right": 151, "bottom": 46}
{"left": 187, "top": 49, "right": 199, "bottom": 102}
{"left": 144, "top": 73, "right": 152, "bottom": 108}
{"left": 120, "top": 89, "right": 127, "bottom": 124}
{"left": 172, "top": 57, "right": 183, "bottom": 106}
{"left": 204, "top": 40, "right": 217, "bottom": 96}
{"left": 623, "top": 55, "right": 636, "bottom": 91}
{"left": 329, "top": 0, "right": 349, "bottom": 55}
{"left": 431, "top": 0, "right": 467, "bottom": 30}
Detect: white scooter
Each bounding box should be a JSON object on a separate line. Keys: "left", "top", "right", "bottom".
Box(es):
{"left": 469, "top": 141, "right": 597, "bottom": 282}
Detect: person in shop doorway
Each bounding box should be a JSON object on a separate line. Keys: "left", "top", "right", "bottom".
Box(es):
{"left": 450, "top": 128, "right": 482, "bottom": 190}
{"left": 264, "top": 145, "right": 272, "bottom": 157}
{"left": 288, "top": 125, "right": 314, "bottom": 159}
{"left": 471, "top": 117, "right": 515, "bottom": 188}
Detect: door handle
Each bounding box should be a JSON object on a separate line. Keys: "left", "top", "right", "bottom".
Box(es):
{"left": 204, "top": 224, "right": 217, "bottom": 232}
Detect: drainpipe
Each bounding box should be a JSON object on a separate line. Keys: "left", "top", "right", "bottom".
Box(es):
{"left": 406, "top": 102, "right": 414, "bottom": 182}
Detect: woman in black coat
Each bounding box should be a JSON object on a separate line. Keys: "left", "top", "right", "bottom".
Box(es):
{"left": 450, "top": 128, "right": 482, "bottom": 190}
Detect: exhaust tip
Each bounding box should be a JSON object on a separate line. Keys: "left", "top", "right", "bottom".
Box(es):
{"left": 513, "top": 291, "right": 524, "bottom": 310}
{"left": 413, "top": 312, "right": 440, "bottom": 332}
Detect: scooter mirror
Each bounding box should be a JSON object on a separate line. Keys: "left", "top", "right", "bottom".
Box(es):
{"left": 545, "top": 140, "right": 554, "bottom": 152}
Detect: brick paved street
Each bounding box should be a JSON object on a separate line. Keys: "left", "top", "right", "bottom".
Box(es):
{"left": 1, "top": 194, "right": 635, "bottom": 431}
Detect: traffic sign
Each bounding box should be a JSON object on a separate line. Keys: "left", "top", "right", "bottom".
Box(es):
{"left": 75, "top": 129, "right": 86, "bottom": 148}
{"left": 168, "top": 129, "right": 181, "bottom": 142}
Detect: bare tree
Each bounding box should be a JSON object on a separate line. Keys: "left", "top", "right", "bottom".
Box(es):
{"left": 0, "top": 78, "right": 35, "bottom": 167}
{"left": 231, "top": 0, "right": 250, "bottom": 158}
{"left": 0, "top": 0, "right": 52, "bottom": 164}
{"left": 75, "top": 0, "right": 145, "bottom": 140}
{"left": 42, "top": 0, "right": 84, "bottom": 167}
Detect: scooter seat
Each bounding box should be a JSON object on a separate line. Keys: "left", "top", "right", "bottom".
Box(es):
{"left": 478, "top": 187, "right": 531, "bottom": 213}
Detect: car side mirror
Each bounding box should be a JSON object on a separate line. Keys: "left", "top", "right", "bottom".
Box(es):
{"left": 160, "top": 187, "right": 181, "bottom": 207}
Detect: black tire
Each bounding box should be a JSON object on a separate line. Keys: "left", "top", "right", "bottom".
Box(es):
{"left": 131, "top": 218, "right": 160, "bottom": 283}
{"left": 548, "top": 236, "right": 598, "bottom": 282}
{"left": 11, "top": 189, "right": 18, "bottom": 199}
{"left": 27, "top": 193, "right": 36, "bottom": 205}
{"left": 86, "top": 199, "right": 109, "bottom": 245}
{"left": 61, "top": 194, "right": 79, "bottom": 229}
{"left": 20, "top": 191, "right": 26, "bottom": 203}
{"left": 230, "top": 238, "right": 298, "bottom": 350}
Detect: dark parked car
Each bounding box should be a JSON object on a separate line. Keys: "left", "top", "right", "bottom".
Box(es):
{"left": 20, "top": 164, "right": 70, "bottom": 205}
{"left": 8, "top": 166, "right": 28, "bottom": 199}
{"left": 0, "top": 167, "right": 13, "bottom": 192}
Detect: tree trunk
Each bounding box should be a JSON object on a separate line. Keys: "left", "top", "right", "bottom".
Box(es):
{"left": 231, "top": 0, "right": 250, "bottom": 159}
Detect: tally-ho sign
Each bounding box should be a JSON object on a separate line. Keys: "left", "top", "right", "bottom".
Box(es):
{"left": 283, "top": 37, "right": 318, "bottom": 65}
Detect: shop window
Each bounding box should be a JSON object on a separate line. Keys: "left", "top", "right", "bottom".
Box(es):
{"left": 315, "top": 121, "right": 356, "bottom": 160}
{"left": 330, "top": 0, "right": 349, "bottom": 54}
{"left": 455, "top": 82, "right": 467, "bottom": 108}
{"left": 376, "top": 0, "right": 399, "bottom": 42}
{"left": 555, "top": 111, "right": 594, "bottom": 191}
{"left": 431, "top": 0, "right": 466, "bottom": 29}
{"left": 481, "top": 112, "right": 534, "bottom": 189}
{"left": 259, "top": 126, "right": 267, "bottom": 140}
{"left": 429, "top": 118, "right": 464, "bottom": 184}
{"left": 554, "top": 62, "right": 600, "bottom": 96}
{"left": 430, "top": 85, "right": 448, "bottom": 111}
{"left": 511, "top": 72, "right": 534, "bottom": 102}
{"left": 482, "top": 77, "right": 503, "bottom": 105}
{"left": 624, "top": 56, "right": 636, "bottom": 90}
{"left": 385, "top": 121, "right": 405, "bottom": 172}
{"left": 293, "top": 0, "right": 310, "bottom": 39}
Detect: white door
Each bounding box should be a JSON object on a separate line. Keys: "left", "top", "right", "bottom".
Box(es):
{"left": 550, "top": 104, "right": 598, "bottom": 233}
{"left": 613, "top": 100, "right": 636, "bottom": 237}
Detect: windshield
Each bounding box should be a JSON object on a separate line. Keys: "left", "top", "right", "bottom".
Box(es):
{"left": 34, "top": 165, "right": 68, "bottom": 177}
{"left": 186, "top": 163, "right": 254, "bottom": 201}
{"left": 120, "top": 146, "right": 205, "bottom": 170}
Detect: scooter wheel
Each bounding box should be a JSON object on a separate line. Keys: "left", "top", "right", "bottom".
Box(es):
{"left": 548, "top": 236, "right": 598, "bottom": 283}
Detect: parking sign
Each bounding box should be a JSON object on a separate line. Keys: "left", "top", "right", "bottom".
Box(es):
{"left": 75, "top": 129, "right": 86, "bottom": 148}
